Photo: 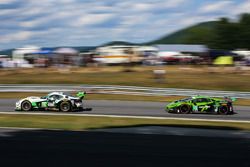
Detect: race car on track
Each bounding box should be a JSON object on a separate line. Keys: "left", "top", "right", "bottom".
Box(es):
{"left": 165, "top": 96, "right": 236, "bottom": 114}
{"left": 15, "top": 91, "right": 91, "bottom": 112}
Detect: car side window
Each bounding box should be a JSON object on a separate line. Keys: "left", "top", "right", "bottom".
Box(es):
{"left": 48, "top": 95, "right": 55, "bottom": 100}
{"left": 48, "top": 95, "right": 62, "bottom": 100}
{"left": 54, "top": 95, "right": 63, "bottom": 100}
{"left": 193, "top": 98, "right": 209, "bottom": 103}
{"left": 200, "top": 98, "right": 208, "bottom": 102}
{"left": 193, "top": 98, "right": 201, "bottom": 103}
{"left": 57, "top": 95, "right": 63, "bottom": 100}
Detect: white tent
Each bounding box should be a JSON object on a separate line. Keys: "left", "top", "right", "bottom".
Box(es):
{"left": 54, "top": 48, "right": 78, "bottom": 55}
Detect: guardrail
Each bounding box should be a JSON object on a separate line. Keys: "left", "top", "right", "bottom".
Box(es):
{"left": 0, "top": 84, "right": 250, "bottom": 99}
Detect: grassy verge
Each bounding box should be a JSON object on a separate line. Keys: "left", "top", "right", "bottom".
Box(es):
{"left": 0, "top": 114, "right": 249, "bottom": 130}
{"left": 1, "top": 66, "right": 250, "bottom": 91}
{"left": 1, "top": 92, "right": 250, "bottom": 106}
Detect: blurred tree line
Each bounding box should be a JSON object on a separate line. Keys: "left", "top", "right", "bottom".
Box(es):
{"left": 185, "top": 13, "right": 250, "bottom": 50}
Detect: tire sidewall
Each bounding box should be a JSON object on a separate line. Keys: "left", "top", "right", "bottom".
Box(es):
{"left": 218, "top": 106, "right": 228, "bottom": 115}
{"left": 59, "top": 101, "right": 71, "bottom": 112}
{"left": 179, "top": 104, "right": 190, "bottom": 114}
{"left": 21, "top": 100, "right": 32, "bottom": 111}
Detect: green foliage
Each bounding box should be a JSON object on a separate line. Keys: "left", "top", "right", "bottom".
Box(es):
{"left": 183, "top": 26, "right": 215, "bottom": 44}
{"left": 150, "top": 13, "right": 250, "bottom": 50}
{"left": 208, "top": 18, "right": 241, "bottom": 49}
{"left": 101, "top": 41, "right": 137, "bottom": 46}
{"left": 237, "top": 13, "right": 250, "bottom": 49}
{"left": 149, "top": 21, "right": 217, "bottom": 45}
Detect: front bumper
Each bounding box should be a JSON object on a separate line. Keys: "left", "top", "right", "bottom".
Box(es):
{"left": 165, "top": 107, "right": 176, "bottom": 113}
{"left": 15, "top": 101, "right": 21, "bottom": 111}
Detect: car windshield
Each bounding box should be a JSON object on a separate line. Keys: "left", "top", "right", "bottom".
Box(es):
{"left": 40, "top": 96, "right": 47, "bottom": 99}
{"left": 174, "top": 98, "right": 192, "bottom": 103}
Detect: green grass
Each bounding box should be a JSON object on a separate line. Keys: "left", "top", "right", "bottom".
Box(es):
{"left": 1, "top": 66, "right": 250, "bottom": 91}
{"left": 0, "top": 114, "right": 249, "bottom": 130}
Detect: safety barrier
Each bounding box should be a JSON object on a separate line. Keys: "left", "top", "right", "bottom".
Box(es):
{"left": 0, "top": 84, "right": 250, "bottom": 99}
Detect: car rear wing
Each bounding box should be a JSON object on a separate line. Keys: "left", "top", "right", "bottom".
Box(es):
{"left": 76, "top": 91, "right": 86, "bottom": 100}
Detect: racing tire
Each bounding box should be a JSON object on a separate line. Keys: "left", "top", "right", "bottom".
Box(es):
{"left": 218, "top": 106, "right": 229, "bottom": 115}
{"left": 209, "top": 105, "right": 215, "bottom": 112}
{"left": 59, "top": 101, "right": 72, "bottom": 112}
{"left": 21, "top": 100, "right": 32, "bottom": 111}
{"left": 179, "top": 104, "right": 190, "bottom": 114}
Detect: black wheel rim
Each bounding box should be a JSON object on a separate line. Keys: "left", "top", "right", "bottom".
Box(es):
{"left": 220, "top": 106, "right": 228, "bottom": 114}
{"left": 22, "top": 102, "right": 31, "bottom": 110}
{"left": 181, "top": 105, "right": 189, "bottom": 113}
{"left": 61, "top": 103, "right": 70, "bottom": 111}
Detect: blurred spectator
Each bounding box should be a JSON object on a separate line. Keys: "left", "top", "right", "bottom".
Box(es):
{"left": 153, "top": 69, "right": 166, "bottom": 83}
{"left": 54, "top": 47, "right": 79, "bottom": 66}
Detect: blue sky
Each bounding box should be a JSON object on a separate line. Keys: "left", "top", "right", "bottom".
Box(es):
{"left": 0, "top": 0, "right": 249, "bottom": 50}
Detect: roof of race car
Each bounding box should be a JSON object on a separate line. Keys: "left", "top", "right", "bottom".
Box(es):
{"left": 191, "top": 95, "right": 210, "bottom": 99}
{"left": 173, "top": 96, "right": 215, "bottom": 103}
{"left": 47, "top": 92, "right": 69, "bottom": 96}
{"left": 175, "top": 96, "right": 212, "bottom": 102}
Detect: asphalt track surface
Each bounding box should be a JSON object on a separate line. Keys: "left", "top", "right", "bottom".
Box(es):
{"left": 0, "top": 128, "right": 249, "bottom": 167}
{"left": 1, "top": 99, "right": 250, "bottom": 166}
{"left": 0, "top": 99, "right": 250, "bottom": 121}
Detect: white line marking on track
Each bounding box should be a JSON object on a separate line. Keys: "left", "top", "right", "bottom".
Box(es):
{"left": 0, "top": 112, "right": 249, "bottom": 123}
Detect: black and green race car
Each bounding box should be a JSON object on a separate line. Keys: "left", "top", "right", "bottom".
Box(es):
{"left": 15, "top": 91, "right": 91, "bottom": 112}
{"left": 165, "top": 96, "right": 236, "bottom": 114}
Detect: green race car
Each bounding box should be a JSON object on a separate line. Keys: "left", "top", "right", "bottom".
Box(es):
{"left": 165, "top": 96, "right": 236, "bottom": 114}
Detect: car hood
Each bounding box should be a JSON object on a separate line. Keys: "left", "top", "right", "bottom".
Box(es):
{"left": 166, "top": 101, "right": 182, "bottom": 108}
{"left": 26, "top": 96, "right": 42, "bottom": 100}
{"left": 17, "top": 96, "right": 45, "bottom": 103}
